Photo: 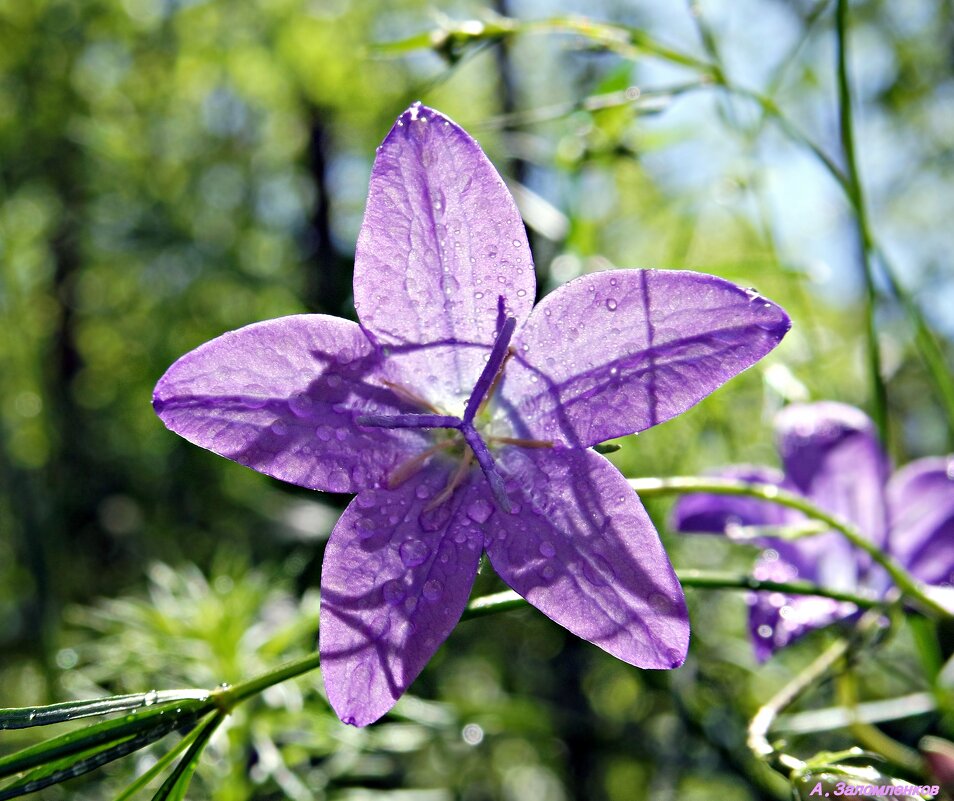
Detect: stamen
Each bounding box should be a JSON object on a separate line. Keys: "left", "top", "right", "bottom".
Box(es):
{"left": 463, "top": 316, "right": 517, "bottom": 424}
{"left": 379, "top": 379, "right": 443, "bottom": 415}
{"left": 356, "top": 413, "right": 460, "bottom": 430}
{"left": 387, "top": 439, "right": 457, "bottom": 489}
{"left": 488, "top": 435, "right": 553, "bottom": 449}
{"left": 424, "top": 449, "right": 474, "bottom": 510}
{"left": 477, "top": 347, "right": 515, "bottom": 418}
{"left": 461, "top": 424, "right": 512, "bottom": 513}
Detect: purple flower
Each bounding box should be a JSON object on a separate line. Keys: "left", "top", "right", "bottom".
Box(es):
{"left": 673, "top": 401, "right": 954, "bottom": 661}
{"left": 153, "top": 103, "right": 791, "bottom": 725}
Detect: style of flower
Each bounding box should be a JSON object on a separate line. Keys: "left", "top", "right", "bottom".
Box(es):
{"left": 153, "top": 102, "right": 791, "bottom": 725}
{"left": 672, "top": 401, "right": 954, "bottom": 661}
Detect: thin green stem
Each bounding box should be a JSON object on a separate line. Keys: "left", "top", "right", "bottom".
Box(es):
{"left": 835, "top": 0, "right": 888, "bottom": 443}
{"left": 748, "top": 608, "right": 904, "bottom": 778}
{"left": 835, "top": 673, "right": 924, "bottom": 775}
{"left": 630, "top": 476, "right": 950, "bottom": 618}
{"left": 210, "top": 568, "right": 888, "bottom": 713}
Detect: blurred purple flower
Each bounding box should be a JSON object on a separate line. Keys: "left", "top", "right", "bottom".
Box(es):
{"left": 154, "top": 103, "right": 791, "bottom": 725}
{"left": 673, "top": 401, "right": 954, "bottom": 661}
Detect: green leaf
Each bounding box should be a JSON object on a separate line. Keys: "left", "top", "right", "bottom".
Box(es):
{"left": 0, "top": 691, "right": 211, "bottom": 731}
{"left": 592, "top": 442, "right": 622, "bottom": 454}
{"left": 150, "top": 712, "right": 224, "bottom": 801}
{"left": 0, "top": 720, "right": 201, "bottom": 801}
{"left": 113, "top": 721, "right": 214, "bottom": 801}
{"left": 0, "top": 700, "right": 212, "bottom": 781}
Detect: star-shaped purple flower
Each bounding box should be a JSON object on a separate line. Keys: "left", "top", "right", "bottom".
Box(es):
{"left": 153, "top": 103, "right": 791, "bottom": 725}
{"left": 673, "top": 401, "right": 954, "bottom": 661}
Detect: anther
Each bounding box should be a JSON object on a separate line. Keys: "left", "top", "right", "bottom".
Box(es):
{"left": 387, "top": 439, "right": 457, "bottom": 489}
{"left": 425, "top": 450, "right": 474, "bottom": 510}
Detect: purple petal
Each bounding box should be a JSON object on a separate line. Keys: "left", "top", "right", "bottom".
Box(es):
{"left": 775, "top": 402, "right": 890, "bottom": 549}
{"left": 499, "top": 269, "right": 790, "bottom": 447}
{"left": 747, "top": 553, "right": 857, "bottom": 662}
{"left": 319, "top": 461, "right": 484, "bottom": 726}
{"left": 485, "top": 446, "right": 689, "bottom": 669}
{"left": 886, "top": 456, "right": 954, "bottom": 586}
{"left": 153, "top": 315, "right": 427, "bottom": 494}
{"left": 671, "top": 465, "right": 801, "bottom": 534}
{"left": 353, "top": 103, "right": 535, "bottom": 406}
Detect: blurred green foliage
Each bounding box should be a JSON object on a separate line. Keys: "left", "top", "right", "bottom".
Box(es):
{"left": 1, "top": 0, "right": 953, "bottom": 798}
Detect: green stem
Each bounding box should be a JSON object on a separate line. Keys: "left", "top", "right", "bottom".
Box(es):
{"left": 630, "top": 477, "right": 949, "bottom": 618}
{"left": 835, "top": 674, "right": 924, "bottom": 775}
{"left": 212, "top": 568, "right": 888, "bottom": 712}
{"left": 835, "top": 0, "right": 888, "bottom": 443}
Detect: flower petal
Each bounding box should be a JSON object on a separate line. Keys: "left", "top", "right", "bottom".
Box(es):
{"left": 499, "top": 269, "right": 790, "bottom": 447}
{"left": 318, "top": 461, "right": 484, "bottom": 726}
{"left": 153, "top": 315, "right": 426, "bottom": 493}
{"left": 353, "top": 103, "right": 536, "bottom": 406}
{"left": 748, "top": 553, "right": 857, "bottom": 662}
{"left": 775, "top": 402, "right": 890, "bottom": 551}
{"left": 886, "top": 456, "right": 954, "bottom": 586}
{"left": 485, "top": 446, "right": 689, "bottom": 668}
{"left": 671, "top": 465, "right": 800, "bottom": 534}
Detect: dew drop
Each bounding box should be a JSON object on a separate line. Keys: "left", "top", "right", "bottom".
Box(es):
{"left": 288, "top": 392, "right": 315, "bottom": 418}
{"left": 605, "top": 298, "right": 618, "bottom": 311}
{"left": 516, "top": 289, "right": 527, "bottom": 298}
{"left": 143, "top": 689, "right": 158, "bottom": 707}
{"left": 466, "top": 499, "right": 493, "bottom": 524}
{"left": 270, "top": 420, "right": 288, "bottom": 436}
{"left": 474, "top": 291, "right": 484, "bottom": 300}
{"left": 243, "top": 384, "right": 268, "bottom": 410}
{"left": 757, "top": 624, "right": 773, "bottom": 638}
{"left": 539, "top": 541, "right": 556, "bottom": 558}
{"left": 423, "top": 579, "right": 443, "bottom": 601}
{"left": 404, "top": 596, "right": 418, "bottom": 613}
{"left": 316, "top": 426, "right": 332, "bottom": 442}
{"left": 383, "top": 580, "right": 406, "bottom": 605}
{"left": 649, "top": 593, "right": 670, "bottom": 612}
{"left": 399, "top": 539, "right": 430, "bottom": 567}
{"left": 335, "top": 429, "right": 347, "bottom": 441}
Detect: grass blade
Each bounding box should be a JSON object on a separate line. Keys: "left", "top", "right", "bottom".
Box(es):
{"left": 0, "top": 691, "right": 210, "bottom": 731}
{"left": 150, "top": 712, "right": 224, "bottom": 801}
{"left": 0, "top": 717, "right": 203, "bottom": 800}
{"left": 0, "top": 700, "right": 211, "bottom": 781}
{"left": 113, "top": 719, "right": 212, "bottom": 801}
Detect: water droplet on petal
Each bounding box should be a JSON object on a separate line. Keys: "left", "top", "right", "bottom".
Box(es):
{"left": 474, "top": 291, "right": 484, "bottom": 300}
{"left": 605, "top": 298, "right": 618, "bottom": 311}
{"left": 581, "top": 555, "right": 615, "bottom": 586}
{"left": 516, "top": 289, "right": 527, "bottom": 298}
{"left": 649, "top": 593, "right": 670, "bottom": 612}
{"left": 415, "top": 485, "right": 431, "bottom": 500}
{"left": 244, "top": 385, "right": 268, "bottom": 409}
{"left": 399, "top": 539, "right": 429, "bottom": 567}
{"left": 270, "top": 420, "right": 288, "bottom": 436}
{"left": 355, "top": 516, "right": 375, "bottom": 538}
{"left": 423, "top": 579, "right": 443, "bottom": 601}
{"left": 467, "top": 499, "right": 493, "bottom": 524}
{"left": 757, "top": 624, "right": 773, "bottom": 638}
{"left": 288, "top": 392, "right": 315, "bottom": 418}
{"left": 316, "top": 426, "right": 332, "bottom": 442}
{"left": 539, "top": 541, "right": 556, "bottom": 558}
{"left": 383, "top": 580, "right": 406, "bottom": 605}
